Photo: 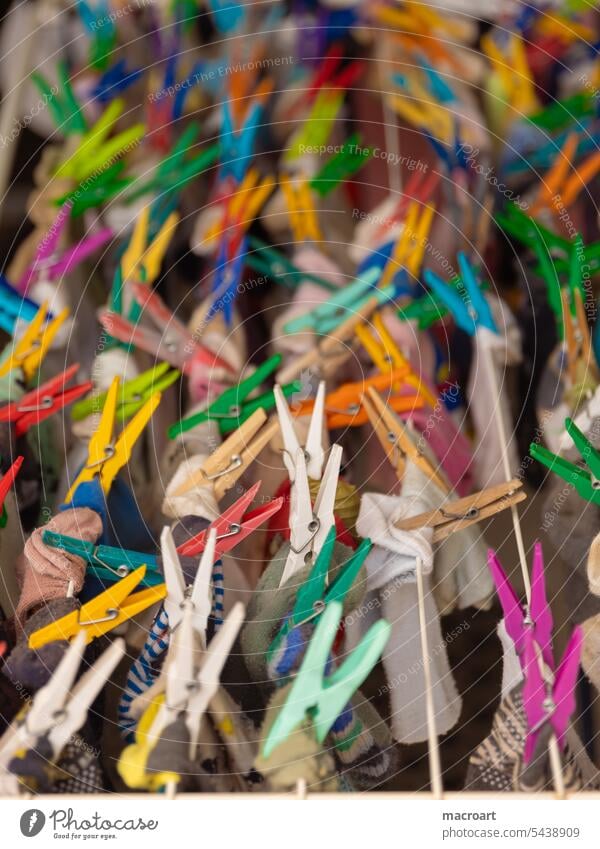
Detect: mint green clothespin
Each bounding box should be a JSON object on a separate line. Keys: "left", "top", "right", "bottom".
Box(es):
{"left": 72, "top": 363, "right": 180, "bottom": 424}
{"left": 262, "top": 600, "right": 390, "bottom": 757}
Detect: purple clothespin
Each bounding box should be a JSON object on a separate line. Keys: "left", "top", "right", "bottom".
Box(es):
{"left": 488, "top": 542, "right": 583, "bottom": 763}
{"left": 17, "top": 203, "right": 112, "bottom": 294}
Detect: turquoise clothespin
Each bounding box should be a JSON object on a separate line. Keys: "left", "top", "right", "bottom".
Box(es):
{"left": 262, "top": 599, "right": 391, "bottom": 757}
{"left": 245, "top": 236, "right": 336, "bottom": 292}
{"left": 530, "top": 417, "right": 600, "bottom": 506}
{"left": 283, "top": 265, "right": 390, "bottom": 335}
{"left": 220, "top": 100, "right": 263, "bottom": 183}
{"left": 208, "top": 0, "right": 246, "bottom": 33}
{"left": 268, "top": 528, "right": 370, "bottom": 661}
{"left": 71, "top": 363, "right": 180, "bottom": 424}
{"left": 423, "top": 252, "right": 497, "bottom": 336}
{"left": 77, "top": 0, "right": 117, "bottom": 71}
{"left": 0, "top": 276, "right": 39, "bottom": 334}
{"left": 309, "top": 133, "right": 373, "bottom": 197}
{"left": 42, "top": 530, "right": 163, "bottom": 587}
{"left": 168, "top": 353, "right": 299, "bottom": 438}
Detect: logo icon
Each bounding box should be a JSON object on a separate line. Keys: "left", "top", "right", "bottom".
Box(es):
{"left": 19, "top": 810, "right": 46, "bottom": 837}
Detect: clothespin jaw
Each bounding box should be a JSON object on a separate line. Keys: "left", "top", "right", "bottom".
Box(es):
{"left": 423, "top": 253, "right": 497, "bottom": 336}
{"left": 176, "top": 481, "right": 283, "bottom": 559}
{"left": 0, "top": 365, "right": 92, "bottom": 436}
{"left": 275, "top": 380, "right": 326, "bottom": 481}
{"left": 262, "top": 600, "right": 390, "bottom": 757}
{"left": 279, "top": 174, "right": 322, "bottom": 243}
{"left": 28, "top": 567, "right": 166, "bottom": 649}
{"left": 30, "top": 62, "right": 87, "bottom": 136}
{"left": 0, "top": 304, "right": 69, "bottom": 382}
{"left": 64, "top": 377, "right": 161, "bottom": 503}
{"left": 530, "top": 417, "right": 600, "bottom": 505}
{"left": 362, "top": 386, "right": 450, "bottom": 493}
{"left": 71, "top": 363, "right": 179, "bottom": 424}
{"left": 120, "top": 206, "right": 180, "bottom": 286}
{"left": 0, "top": 456, "right": 23, "bottom": 528}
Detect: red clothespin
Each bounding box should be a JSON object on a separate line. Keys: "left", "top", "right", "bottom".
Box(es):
{"left": 0, "top": 455, "right": 24, "bottom": 527}
{"left": 371, "top": 169, "right": 440, "bottom": 245}
{"left": 0, "top": 365, "right": 92, "bottom": 437}
{"left": 176, "top": 481, "right": 283, "bottom": 558}
{"left": 291, "top": 45, "right": 363, "bottom": 116}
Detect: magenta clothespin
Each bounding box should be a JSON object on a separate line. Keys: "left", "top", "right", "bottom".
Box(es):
{"left": 522, "top": 625, "right": 583, "bottom": 763}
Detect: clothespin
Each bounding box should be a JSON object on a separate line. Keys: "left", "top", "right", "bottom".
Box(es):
{"left": 245, "top": 236, "right": 336, "bottom": 292}
{"left": 530, "top": 417, "right": 600, "bottom": 506}
{"left": 64, "top": 376, "right": 160, "bottom": 504}
{"left": 91, "top": 59, "right": 144, "bottom": 104}
{"left": 220, "top": 98, "right": 265, "bottom": 184}
{"left": 205, "top": 235, "right": 247, "bottom": 326}
{"left": 0, "top": 456, "right": 23, "bottom": 528}
{"left": 0, "top": 632, "right": 125, "bottom": 771}
{"left": 528, "top": 133, "right": 600, "bottom": 216}
{"left": 289, "top": 45, "right": 363, "bottom": 117}
{"left": 368, "top": 171, "right": 441, "bottom": 249}
{"left": 203, "top": 169, "right": 275, "bottom": 257}
{"left": 54, "top": 99, "right": 145, "bottom": 183}
{"left": 487, "top": 544, "right": 582, "bottom": 764}
{"left": 58, "top": 160, "right": 134, "bottom": 218}
{"left": 72, "top": 363, "right": 179, "bottom": 424}
{"left": 176, "top": 481, "right": 284, "bottom": 558}
{"left": 28, "top": 566, "right": 165, "bottom": 649}
{"left": 481, "top": 31, "right": 539, "bottom": 115}
{"left": 168, "top": 354, "right": 297, "bottom": 438}
{"left": 0, "top": 303, "right": 70, "bottom": 382}
{"left": 279, "top": 174, "right": 322, "bottom": 243}
{"left": 527, "top": 92, "right": 595, "bottom": 133}
{"left": 395, "top": 479, "right": 526, "bottom": 541}
{"left": 293, "top": 369, "right": 425, "bottom": 430}
{"left": 42, "top": 530, "right": 163, "bottom": 588}
{"left": 561, "top": 285, "right": 598, "bottom": 388}
{"left": 0, "top": 364, "right": 92, "bottom": 436}
{"left": 30, "top": 62, "right": 87, "bottom": 136}
{"left": 262, "top": 600, "right": 390, "bottom": 758}
{"left": 173, "top": 408, "right": 280, "bottom": 501}
{"left": 161, "top": 526, "right": 214, "bottom": 639}
{"left": 270, "top": 527, "right": 369, "bottom": 655}
{"left": 285, "top": 90, "right": 345, "bottom": 163}
{"left": 423, "top": 252, "right": 497, "bottom": 336}
{"left": 279, "top": 444, "right": 343, "bottom": 586}
{"left": 389, "top": 74, "right": 453, "bottom": 143}
{"left": 275, "top": 381, "right": 326, "bottom": 480}
{"left": 309, "top": 133, "right": 372, "bottom": 197}
{"left": 120, "top": 206, "right": 180, "bottom": 286}
{"left": 362, "top": 386, "right": 450, "bottom": 493}
{"left": 99, "top": 282, "right": 233, "bottom": 376}
{"left": 77, "top": 0, "right": 116, "bottom": 70}
{"left": 0, "top": 276, "right": 39, "bottom": 333}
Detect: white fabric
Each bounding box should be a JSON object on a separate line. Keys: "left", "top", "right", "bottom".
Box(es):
{"left": 161, "top": 454, "right": 220, "bottom": 522}
{"left": 497, "top": 619, "right": 523, "bottom": 699}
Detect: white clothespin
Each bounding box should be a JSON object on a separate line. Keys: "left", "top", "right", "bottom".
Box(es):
{"left": 275, "top": 381, "right": 326, "bottom": 480}
{"left": 0, "top": 632, "right": 124, "bottom": 771}
{"left": 161, "top": 525, "right": 215, "bottom": 640}
{"left": 279, "top": 443, "right": 343, "bottom": 587}
{"left": 148, "top": 601, "right": 245, "bottom": 759}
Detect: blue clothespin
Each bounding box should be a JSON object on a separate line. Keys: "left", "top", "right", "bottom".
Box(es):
{"left": 0, "top": 276, "right": 39, "bottom": 334}
{"left": 419, "top": 58, "right": 456, "bottom": 104}
{"left": 208, "top": 0, "right": 246, "bottom": 33}
{"left": 207, "top": 236, "right": 247, "bottom": 326}
{"left": 91, "top": 60, "right": 144, "bottom": 104}
{"left": 423, "top": 252, "right": 497, "bottom": 336}
{"left": 220, "top": 100, "right": 263, "bottom": 183}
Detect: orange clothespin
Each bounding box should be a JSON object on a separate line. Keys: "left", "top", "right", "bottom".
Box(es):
{"left": 362, "top": 385, "right": 450, "bottom": 493}
{"left": 205, "top": 169, "right": 275, "bottom": 253}
{"left": 293, "top": 368, "right": 425, "bottom": 429}
{"left": 28, "top": 566, "right": 166, "bottom": 649}
{"left": 279, "top": 174, "right": 323, "bottom": 243}
{"left": 530, "top": 133, "right": 600, "bottom": 215}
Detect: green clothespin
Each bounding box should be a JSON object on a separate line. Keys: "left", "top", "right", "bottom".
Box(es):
{"left": 42, "top": 530, "right": 163, "bottom": 587}
{"left": 168, "top": 354, "right": 299, "bottom": 438}
{"left": 268, "top": 528, "right": 370, "bottom": 662}
{"left": 531, "top": 229, "right": 563, "bottom": 324}
{"left": 57, "top": 161, "right": 134, "bottom": 217}
{"left": 527, "top": 92, "right": 594, "bottom": 132}
{"left": 496, "top": 204, "right": 572, "bottom": 256}
{"left": 530, "top": 417, "right": 600, "bottom": 506}
{"left": 309, "top": 133, "right": 373, "bottom": 197}
{"left": 245, "top": 236, "right": 336, "bottom": 292}
{"left": 55, "top": 99, "right": 145, "bottom": 182}
{"left": 262, "top": 599, "right": 390, "bottom": 758}
{"left": 285, "top": 90, "right": 345, "bottom": 162}
{"left": 71, "top": 363, "right": 179, "bottom": 424}
{"left": 31, "top": 62, "right": 87, "bottom": 136}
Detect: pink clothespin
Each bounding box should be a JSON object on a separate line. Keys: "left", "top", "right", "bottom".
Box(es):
{"left": 17, "top": 204, "right": 113, "bottom": 294}
{"left": 0, "top": 365, "right": 92, "bottom": 437}
{"left": 176, "top": 481, "right": 283, "bottom": 558}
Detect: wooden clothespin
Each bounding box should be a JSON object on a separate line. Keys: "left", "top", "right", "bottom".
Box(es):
{"left": 0, "top": 303, "right": 69, "bottom": 381}
{"left": 561, "top": 285, "right": 598, "bottom": 389}
{"left": 28, "top": 566, "right": 166, "bottom": 649}
{"left": 0, "top": 632, "right": 125, "bottom": 772}
{"left": 279, "top": 174, "right": 323, "bottom": 243}
{"left": 395, "top": 479, "right": 526, "bottom": 542}
{"left": 174, "top": 408, "right": 280, "bottom": 501}
{"left": 64, "top": 376, "right": 160, "bottom": 504}
{"left": 362, "top": 386, "right": 450, "bottom": 493}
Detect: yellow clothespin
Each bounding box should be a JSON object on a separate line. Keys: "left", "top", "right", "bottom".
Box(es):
{"left": 28, "top": 566, "right": 166, "bottom": 649}
{"left": 174, "top": 408, "right": 280, "bottom": 501}
{"left": 120, "top": 205, "right": 180, "bottom": 285}
{"left": 562, "top": 287, "right": 598, "bottom": 389}
{"left": 356, "top": 313, "right": 438, "bottom": 408}
{"left": 64, "top": 377, "right": 161, "bottom": 503}
{"left": 536, "top": 13, "right": 595, "bottom": 45}
{"left": 279, "top": 174, "right": 322, "bottom": 243}
{"left": 0, "top": 303, "right": 69, "bottom": 381}
{"left": 362, "top": 385, "right": 450, "bottom": 493}
{"left": 380, "top": 201, "right": 435, "bottom": 286}
{"left": 481, "top": 32, "right": 538, "bottom": 115}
